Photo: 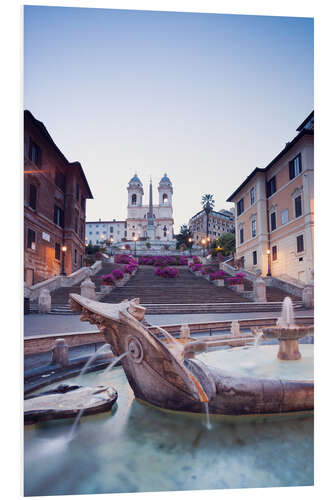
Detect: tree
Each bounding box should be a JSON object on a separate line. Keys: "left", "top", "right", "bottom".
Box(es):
{"left": 201, "top": 194, "right": 215, "bottom": 238}
{"left": 175, "top": 225, "right": 193, "bottom": 250}
{"left": 211, "top": 233, "right": 236, "bottom": 257}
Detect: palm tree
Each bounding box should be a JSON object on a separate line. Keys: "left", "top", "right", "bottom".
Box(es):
{"left": 201, "top": 194, "right": 215, "bottom": 238}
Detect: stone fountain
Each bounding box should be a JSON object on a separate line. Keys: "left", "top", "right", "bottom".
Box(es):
{"left": 261, "top": 297, "right": 313, "bottom": 360}
{"left": 68, "top": 294, "right": 314, "bottom": 416}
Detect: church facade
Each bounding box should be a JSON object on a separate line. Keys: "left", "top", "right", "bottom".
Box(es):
{"left": 86, "top": 174, "right": 174, "bottom": 245}
{"left": 126, "top": 174, "right": 174, "bottom": 241}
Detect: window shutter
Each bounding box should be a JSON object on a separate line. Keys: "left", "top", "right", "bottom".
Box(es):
{"left": 298, "top": 154, "right": 302, "bottom": 174}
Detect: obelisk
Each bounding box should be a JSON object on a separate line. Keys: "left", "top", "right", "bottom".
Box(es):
{"left": 146, "top": 177, "right": 156, "bottom": 241}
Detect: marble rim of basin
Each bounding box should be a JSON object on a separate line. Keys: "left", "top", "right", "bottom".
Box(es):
{"left": 69, "top": 294, "right": 314, "bottom": 416}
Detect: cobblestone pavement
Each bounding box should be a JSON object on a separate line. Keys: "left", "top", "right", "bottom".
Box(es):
{"left": 24, "top": 309, "right": 314, "bottom": 337}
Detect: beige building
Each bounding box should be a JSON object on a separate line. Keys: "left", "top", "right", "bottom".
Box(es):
{"left": 227, "top": 111, "right": 314, "bottom": 284}
{"left": 188, "top": 209, "right": 235, "bottom": 244}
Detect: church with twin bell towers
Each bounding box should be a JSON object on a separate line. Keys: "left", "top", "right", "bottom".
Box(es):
{"left": 126, "top": 174, "right": 174, "bottom": 242}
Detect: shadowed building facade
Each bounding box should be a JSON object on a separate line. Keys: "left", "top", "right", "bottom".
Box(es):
{"left": 24, "top": 110, "right": 93, "bottom": 285}
{"left": 227, "top": 111, "right": 314, "bottom": 284}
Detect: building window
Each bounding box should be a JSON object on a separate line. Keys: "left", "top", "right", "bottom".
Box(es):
{"left": 289, "top": 154, "right": 302, "bottom": 180}
{"left": 74, "top": 249, "right": 77, "bottom": 263}
{"left": 295, "top": 195, "right": 302, "bottom": 218}
{"left": 270, "top": 212, "right": 277, "bottom": 231}
{"left": 237, "top": 198, "right": 244, "bottom": 216}
{"left": 253, "top": 251, "right": 257, "bottom": 265}
{"left": 28, "top": 138, "right": 42, "bottom": 167}
{"left": 251, "top": 218, "right": 256, "bottom": 238}
{"left": 250, "top": 187, "right": 255, "bottom": 205}
{"left": 297, "top": 235, "right": 304, "bottom": 253}
{"left": 55, "top": 170, "right": 65, "bottom": 192}
{"left": 55, "top": 242, "right": 61, "bottom": 260}
{"left": 81, "top": 194, "right": 85, "bottom": 210}
{"left": 131, "top": 194, "right": 137, "bottom": 205}
{"left": 267, "top": 176, "right": 276, "bottom": 197}
{"left": 27, "top": 228, "right": 36, "bottom": 250}
{"left": 281, "top": 208, "right": 289, "bottom": 225}
{"left": 29, "top": 184, "right": 37, "bottom": 210}
{"left": 75, "top": 216, "right": 78, "bottom": 233}
{"left": 76, "top": 183, "right": 80, "bottom": 201}
{"left": 110, "top": 227, "right": 113, "bottom": 233}
{"left": 80, "top": 254, "right": 83, "bottom": 267}
{"left": 239, "top": 227, "right": 244, "bottom": 244}
{"left": 53, "top": 205, "right": 64, "bottom": 228}
{"left": 272, "top": 245, "right": 278, "bottom": 261}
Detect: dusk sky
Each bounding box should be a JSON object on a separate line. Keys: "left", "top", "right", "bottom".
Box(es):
{"left": 24, "top": 6, "right": 313, "bottom": 231}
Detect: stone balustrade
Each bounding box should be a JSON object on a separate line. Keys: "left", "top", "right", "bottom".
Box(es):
{"left": 27, "top": 261, "right": 102, "bottom": 301}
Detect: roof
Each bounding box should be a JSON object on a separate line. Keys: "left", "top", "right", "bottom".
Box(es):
{"left": 129, "top": 174, "right": 143, "bottom": 185}
{"left": 296, "top": 110, "right": 314, "bottom": 131}
{"left": 159, "top": 173, "right": 172, "bottom": 184}
{"left": 227, "top": 126, "right": 314, "bottom": 202}
{"left": 189, "top": 209, "right": 235, "bottom": 222}
{"left": 24, "top": 110, "right": 93, "bottom": 199}
{"left": 86, "top": 220, "right": 126, "bottom": 224}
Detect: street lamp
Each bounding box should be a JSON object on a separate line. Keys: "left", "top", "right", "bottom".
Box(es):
{"left": 133, "top": 235, "right": 138, "bottom": 256}
{"left": 61, "top": 245, "right": 67, "bottom": 276}
{"left": 201, "top": 238, "right": 207, "bottom": 257}
{"left": 266, "top": 249, "right": 271, "bottom": 277}
{"left": 188, "top": 237, "right": 193, "bottom": 256}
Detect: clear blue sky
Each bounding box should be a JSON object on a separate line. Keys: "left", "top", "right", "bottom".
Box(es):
{"left": 24, "top": 6, "right": 313, "bottom": 231}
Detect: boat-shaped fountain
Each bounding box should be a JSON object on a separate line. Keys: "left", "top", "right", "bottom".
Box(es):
{"left": 68, "top": 294, "right": 314, "bottom": 417}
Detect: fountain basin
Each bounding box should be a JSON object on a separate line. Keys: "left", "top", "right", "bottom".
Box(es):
{"left": 262, "top": 325, "right": 314, "bottom": 360}
{"left": 69, "top": 294, "right": 314, "bottom": 416}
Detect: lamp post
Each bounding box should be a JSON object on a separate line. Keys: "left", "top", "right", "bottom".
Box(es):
{"left": 201, "top": 238, "right": 206, "bottom": 257}
{"left": 108, "top": 236, "right": 114, "bottom": 255}
{"left": 188, "top": 237, "right": 193, "bottom": 256}
{"left": 266, "top": 249, "right": 271, "bottom": 277}
{"left": 133, "top": 236, "right": 138, "bottom": 256}
{"left": 61, "top": 245, "right": 67, "bottom": 276}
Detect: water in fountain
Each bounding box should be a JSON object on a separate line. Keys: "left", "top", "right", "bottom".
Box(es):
{"left": 277, "top": 297, "right": 295, "bottom": 328}
{"left": 153, "top": 325, "right": 184, "bottom": 361}
{"left": 101, "top": 351, "right": 129, "bottom": 376}
{"left": 78, "top": 343, "right": 110, "bottom": 382}
{"left": 203, "top": 402, "right": 212, "bottom": 430}
{"left": 69, "top": 351, "right": 129, "bottom": 441}
{"left": 254, "top": 331, "right": 263, "bottom": 347}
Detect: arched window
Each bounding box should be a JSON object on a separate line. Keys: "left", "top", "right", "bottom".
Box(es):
{"left": 163, "top": 193, "right": 168, "bottom": 204}
{"left": 131, "top": 194, "right": 137, "bottom": 205}
{"left": 163, "top": 225, "right": 167, "bottom": 237}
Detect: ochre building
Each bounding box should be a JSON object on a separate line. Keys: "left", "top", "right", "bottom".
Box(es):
{"left": 227, "top": 111, "right": 314, "bottom": 284}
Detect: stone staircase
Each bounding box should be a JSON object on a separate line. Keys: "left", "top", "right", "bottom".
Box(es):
{"left": 34, "top": 263, "right": 303, "bottom": 315}
{"left": 48, "top": 262, "right": 120, "bottom": 314}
